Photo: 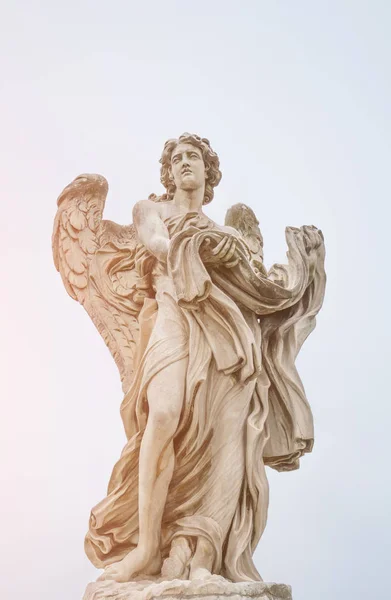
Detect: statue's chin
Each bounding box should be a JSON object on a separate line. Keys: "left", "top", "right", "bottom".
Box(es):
{"left": 179, "top": 177, "right": 200, "bottom": 190}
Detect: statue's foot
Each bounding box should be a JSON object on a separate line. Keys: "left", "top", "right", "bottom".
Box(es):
{"left": 161, "top": 536, "right": 192, "bottom": 580}
{"left": 190, "top": 567, "right": 212, "bottom": 581}
{"left": 98, "top": 547, "right": 161, "bottom": 582}
{"left": 189, "top": 537, "right": 214, "bottom": 581}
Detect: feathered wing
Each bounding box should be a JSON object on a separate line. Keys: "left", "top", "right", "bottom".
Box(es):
{"left": 52, "top": 174, "right": 108, "bottom": 301}
{"left": 52, "top": 174, "right": 151, "bottom": 394}
{"left": 225, "top": 203, "right": 266, "bottom": 274}
{"left": 225, "top": 204, "right": 326, "bottom": 471}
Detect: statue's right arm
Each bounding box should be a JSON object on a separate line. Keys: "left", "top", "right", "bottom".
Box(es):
{"left": 133, "top": 200, "right": 170, "bottom": 262}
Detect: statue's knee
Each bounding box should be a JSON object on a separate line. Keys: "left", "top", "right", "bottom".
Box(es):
{"left": 149, "top": 406, "right": 180, "bottom": 433}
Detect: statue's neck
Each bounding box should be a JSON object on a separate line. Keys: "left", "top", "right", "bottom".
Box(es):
{"left": 173, "top": 188, "right": 204, "bottom": 213}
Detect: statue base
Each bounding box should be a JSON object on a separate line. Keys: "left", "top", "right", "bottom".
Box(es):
{"left": 83, "top": 576, "right": 292, "bottom": 600}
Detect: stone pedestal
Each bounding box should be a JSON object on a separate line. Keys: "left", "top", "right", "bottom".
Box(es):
{"left": 83, "top": 576, "right": 292, "bottom": 600}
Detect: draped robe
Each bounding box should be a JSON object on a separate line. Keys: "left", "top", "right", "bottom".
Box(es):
{"left": 85, "top": 211, "right": 326, "bottom": 581}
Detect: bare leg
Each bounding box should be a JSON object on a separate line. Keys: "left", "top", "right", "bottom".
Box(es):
{"left": 99, "top": 357, "right": 187, "bottom": 582}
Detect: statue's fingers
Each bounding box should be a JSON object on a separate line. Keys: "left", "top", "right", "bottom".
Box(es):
{"left": 212, "top": 236, "right": 230, "bottom": 256}
{"left": 217, "top": 236, "right": 236, "bottom": 259}
{"left": 222, "top": 239, "right": 237, "bottom": 262}
{"left": 224, "top": 256, "right": 240, "bottom": 268}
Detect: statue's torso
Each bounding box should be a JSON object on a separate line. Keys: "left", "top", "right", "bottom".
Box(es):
{"left": 150, "top": 201, "right": 235, "bottom": 300}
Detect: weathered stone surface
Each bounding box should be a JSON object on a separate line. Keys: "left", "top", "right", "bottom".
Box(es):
{"left": 53, "top": 133, "right": 325, "bottom": 585}
{"left": 83, "top": 576, "right": 292, "bottom": 600}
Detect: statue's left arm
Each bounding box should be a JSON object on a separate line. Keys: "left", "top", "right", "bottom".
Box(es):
{"left": 210, "top": 223, "right": 325, "bottom": 317}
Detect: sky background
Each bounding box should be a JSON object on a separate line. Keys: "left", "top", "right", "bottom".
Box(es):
{"left": 1, "top": 1, "right": 390, "bottom": 599}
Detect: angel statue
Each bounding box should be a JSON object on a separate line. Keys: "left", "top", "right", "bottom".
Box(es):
{"left": 52, "top": 133, "right": 326, "bottom": 587}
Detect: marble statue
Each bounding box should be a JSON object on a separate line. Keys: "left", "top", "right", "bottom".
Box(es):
{"left": 52, "top": 133, "right": 326, "bottom": 599}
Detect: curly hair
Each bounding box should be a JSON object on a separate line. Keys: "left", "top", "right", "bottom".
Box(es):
{"left": 152, "top": 133, "right": 222, "bottom": 205}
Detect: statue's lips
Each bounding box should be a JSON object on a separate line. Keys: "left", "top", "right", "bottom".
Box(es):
{"left": 182, "top": 170, "right": 193, "bottom": 176}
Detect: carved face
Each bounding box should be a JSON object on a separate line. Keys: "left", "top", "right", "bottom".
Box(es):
{"left": 170, "top": 143, "right": 206, "bottom": 193}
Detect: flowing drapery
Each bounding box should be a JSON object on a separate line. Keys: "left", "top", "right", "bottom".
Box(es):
{"left": 85, "top": 212, "right": 325, "bottom": 581}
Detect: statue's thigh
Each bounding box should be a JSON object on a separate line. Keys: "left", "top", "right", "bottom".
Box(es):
{"left": 140, "top": 294, "right": 190, "bottom": 433}
{"left": 147, "top": 357, "right": 188, "bottom": 410}
{"left": 150, "top": 293, "right": 188, "bottom": 344}
{"left": 146, "top": 302, "right": 188, "bottom": 423}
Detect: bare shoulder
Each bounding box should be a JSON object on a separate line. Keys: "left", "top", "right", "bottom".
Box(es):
{"left": 155, "top": 200, "right": 178, "bottom": 220}
{"left": 133, "top": 198, "right": 157, "bottom": 214}
{"left": 132, "top": 199, "right": 161, "bottom": 221}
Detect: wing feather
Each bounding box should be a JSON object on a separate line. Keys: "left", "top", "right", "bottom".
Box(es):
{"left": 52, "top": 174, "right": 151, "bottom": 394}
{"left": 52, "top": 174, "right": 107, "bottom": 301}
{"left": 225, "top": 203, "right": 266, "bottom": 274}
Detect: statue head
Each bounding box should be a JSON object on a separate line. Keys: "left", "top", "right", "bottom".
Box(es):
{"left": 158, "top": 133, "right": 222, "bottom": 205}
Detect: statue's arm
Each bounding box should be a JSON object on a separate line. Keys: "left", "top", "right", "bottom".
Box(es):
{"left": 132, "top": 200, "right": 170, "bottom": 262}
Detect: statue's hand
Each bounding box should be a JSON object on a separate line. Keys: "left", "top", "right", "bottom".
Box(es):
{"left": 201, "top": 235, "right": 240, "bottom": 268}
{"left": 251, "top": 258, "right": 267, "bottom": 276}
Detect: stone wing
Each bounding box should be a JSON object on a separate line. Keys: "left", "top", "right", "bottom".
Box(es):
{"left": 52, "top": 174, "right": 147, "bottom": 394}
{"left": 225, "top": 203, "right": 266, "bottom": 274}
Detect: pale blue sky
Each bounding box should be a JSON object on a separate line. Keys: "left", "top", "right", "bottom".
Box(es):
{"left": 1, "top": 2, "right": 390, "bottom": 599}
